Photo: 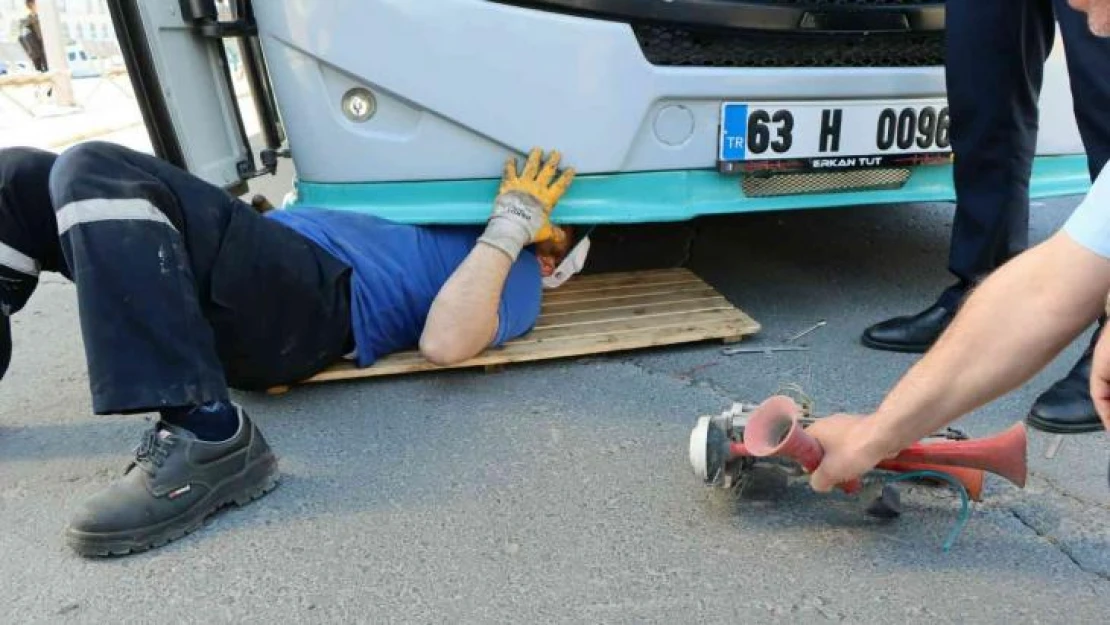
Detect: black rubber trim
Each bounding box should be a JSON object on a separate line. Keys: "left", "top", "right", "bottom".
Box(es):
{"left": 1025, "top": 412, "right": 1106, "bottom": 435}
{"left": 490, "top": 0, "right": 945, "bottom": 33}
{"left": 235, "top": 0, "right": 283, "bottom": 154}
{"left": 106, "top": 0, "right": 186, "bottom": 168}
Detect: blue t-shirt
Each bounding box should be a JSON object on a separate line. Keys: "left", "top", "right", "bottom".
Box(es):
{"left": 266, "top": 209, "right": 542, "bottom": 367}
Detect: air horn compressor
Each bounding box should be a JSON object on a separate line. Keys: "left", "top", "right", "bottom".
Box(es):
{"left": 689, "top": 392, "right": 1028, "bottom": 533}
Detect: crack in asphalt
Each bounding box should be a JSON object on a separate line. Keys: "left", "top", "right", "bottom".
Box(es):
{"left": 607, "top": 352, "right": 1110, "bottom": 585}
{"left": 619, "top": 355, "right": 738, "bottom": 407}
{"left": 1030, "top": 471, "right": 1110, "bottom": 512}
{"left": 1008, "top": 507, "right": 1110, "bottom": 583}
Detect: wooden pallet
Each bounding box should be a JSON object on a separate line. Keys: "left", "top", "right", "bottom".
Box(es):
{"left": 269, "top": 268, "right": 760, "bottom": 392}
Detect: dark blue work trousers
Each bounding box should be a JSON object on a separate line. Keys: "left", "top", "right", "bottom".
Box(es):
{"left": 49, "top": 142, "right": 352, "bottom": 415}
{"left": 941, "top": 0, "right": 1110, "bottom": 307}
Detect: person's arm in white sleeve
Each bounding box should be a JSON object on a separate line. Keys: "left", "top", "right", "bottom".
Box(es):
{"left": 806, "top": 168, "right": 1110, "bottom": 491}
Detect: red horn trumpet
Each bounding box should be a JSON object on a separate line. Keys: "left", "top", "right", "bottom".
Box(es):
{"left": 890, "top": 422, "right": 1027, "bottom": 488}
{"left": 742, "top": 396, "right": 862, "bottom": 494}
{"left": 725, "top": 441, "right": 987, "bottom": 501}
{"left": 742, "top": 396, "right": 1027, "bottom": 492}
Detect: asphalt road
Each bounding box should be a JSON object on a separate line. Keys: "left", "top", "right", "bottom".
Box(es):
{"left": 1, "top": 160, "right": 1107, "bottom": 623}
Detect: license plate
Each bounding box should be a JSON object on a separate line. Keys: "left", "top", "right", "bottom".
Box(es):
{"left": 718, "top": 99, "right": 951, "bottom": 171}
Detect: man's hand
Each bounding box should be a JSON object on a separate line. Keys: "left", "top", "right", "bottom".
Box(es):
{"left": 1089, "top": 327, "right": 1110, "bottom": 431}
{"left": 479, "top": 148, "right": 575, "bottom": 260}
{"left": 804, "top": 414, "right": 896, "bottom": 492}
{"left": 499, "top": 147, "right": 575, "bottom": 243}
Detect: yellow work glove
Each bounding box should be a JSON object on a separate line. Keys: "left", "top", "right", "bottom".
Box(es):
{"left": 478, "top": 148, "right": 575, "bottom": 261}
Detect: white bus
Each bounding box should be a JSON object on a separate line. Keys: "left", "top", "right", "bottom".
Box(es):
{"left": 107, "top": 0, "right": 1090, "bottom": 224}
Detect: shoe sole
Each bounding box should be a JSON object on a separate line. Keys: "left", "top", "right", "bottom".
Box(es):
{"left": 64, "top": 454, "right": 279, "bottom": 557}
{"left": 860, "top": 335, "right": 932, "bottom": 354}
{"left": 1025, "top": 413, "right": 1105, "bottom": 435}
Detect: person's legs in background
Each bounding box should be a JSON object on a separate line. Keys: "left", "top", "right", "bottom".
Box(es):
{"left": 862, "top": 0, "right": 1054, "bottom": 353}
{"left": 1026, "top": 0, "right": 1110, "bottom": 434}
{"left": 49, "top": 141, "right": 351, "bottom": 556}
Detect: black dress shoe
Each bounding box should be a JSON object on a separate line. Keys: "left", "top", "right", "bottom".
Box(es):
{"left": 1027, "top": 334, "right": 1104, "bottom": 434}
{"left": 861, "top": 303, "right": 956, "bottom": 353}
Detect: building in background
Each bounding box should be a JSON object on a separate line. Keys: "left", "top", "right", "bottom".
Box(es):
{"left": 1, "top": 0, "right": 118, "bottom": 67}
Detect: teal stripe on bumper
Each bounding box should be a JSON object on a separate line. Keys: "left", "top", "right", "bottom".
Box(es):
{"left": 289, "top": 155, "right": 1091, "bottom": 225}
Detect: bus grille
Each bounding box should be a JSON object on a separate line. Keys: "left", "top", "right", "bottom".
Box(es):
{"left": 742, "top": 168, "right": 912, "bottom": 197}
{"left": 633, "top": 25, "right": 945, "bottom": 68}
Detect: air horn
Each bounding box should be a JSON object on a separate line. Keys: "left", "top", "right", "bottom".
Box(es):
{"left": 741, "top": 395, "right": 1027, "bottom": 492}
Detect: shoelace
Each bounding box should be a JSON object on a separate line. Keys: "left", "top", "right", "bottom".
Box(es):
{"left": 132, "top": 428, "right": 176, "bottom": 476}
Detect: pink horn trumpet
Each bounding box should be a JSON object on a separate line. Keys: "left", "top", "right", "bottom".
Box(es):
{"left": 740, "top": 396, "right": 1027, "bottom": 493}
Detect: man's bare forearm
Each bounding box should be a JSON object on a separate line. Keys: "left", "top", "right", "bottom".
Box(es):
{"left": 420, "top": 243, "right": 513, "bottom": 365}
{"left": 863, "top": 233, "right": 1110, "bottom": 454}
{"left": 419, "top": 148, "right": 573, "bottom": 366}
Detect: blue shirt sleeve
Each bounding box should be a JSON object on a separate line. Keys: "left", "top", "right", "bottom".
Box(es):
{"left": 492, "top": 251, "right": 543, "bottom": 346}
{"left": 1063, "top": 167, "right": 1110, "bottom": 258}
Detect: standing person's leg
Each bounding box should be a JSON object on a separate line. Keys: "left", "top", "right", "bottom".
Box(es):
{"left": 862, "top": 0, "right": 1055, "bottom": 352}
{"left": 49, "top": 141, "right": 351, "bottom": 556}
{"left": 1027, "top": 0, "right": 1110, "bottom": 434}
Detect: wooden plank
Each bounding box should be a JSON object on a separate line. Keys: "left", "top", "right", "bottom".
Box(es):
{"left": 0, "top": 72, "right": 64, "bottom": 87}
{"left": 306, "top": 317, "right": 759, "bottom": 383}
{"left": 557, "top": 268, "right": 692, "bottom": 287}
{"left": 556, "top": 270, "right": 702, "bottom": 292}
{"left": 542, "top": 282, "right": 715, "bottom": 306}
{"left": 546, "top": 274, "right": 702, "bottom": 297}
{"left": 541, "top": 287, "right": 721, "bottom": 314}
{"left": 554, "top": 277, "right": 705, "bottom": 296}
{"left": 538, "top": 295, "right": 733, "bottom": 325}
{"left": 522, "top": 308, "right": 750, "bottom": 344}
{"left": 534, "top": 298, "right": 737, "bottom": 331}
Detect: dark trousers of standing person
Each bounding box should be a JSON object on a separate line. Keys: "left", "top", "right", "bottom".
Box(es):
{"left": 862, "top": 0, "right": 1110, "bottom": 434}
{"left": 945, "top": 0, "right": 1110, "bottom": 304}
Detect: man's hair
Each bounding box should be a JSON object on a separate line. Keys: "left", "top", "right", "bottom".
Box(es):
{"left": 26, "top": 0, "right": 35, "bottom": 9}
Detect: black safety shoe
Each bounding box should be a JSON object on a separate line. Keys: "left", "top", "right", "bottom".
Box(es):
{"left": 1027, "top": 335, "right": 1104, "bottom": 435}
{"left": 65, "top": 407, "right": 278, "bottom": 557}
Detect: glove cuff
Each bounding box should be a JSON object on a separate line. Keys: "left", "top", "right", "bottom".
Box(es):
{"left": 478, "top": 218, "right": 529, "bottom": 262}
{"left": 492, "top": 191, "right": 546, "bottom": 235}
{"left": 480, "top": 191, "right": 547, "bottom": 261}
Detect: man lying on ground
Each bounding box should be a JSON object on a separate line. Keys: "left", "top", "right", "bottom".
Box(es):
{"left": 0, "top": 141, "right": 577, "bottom": 556}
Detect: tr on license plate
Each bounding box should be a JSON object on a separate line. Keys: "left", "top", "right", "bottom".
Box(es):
{"left": 718, "top": 99, "right": 951, "bottom": 169}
